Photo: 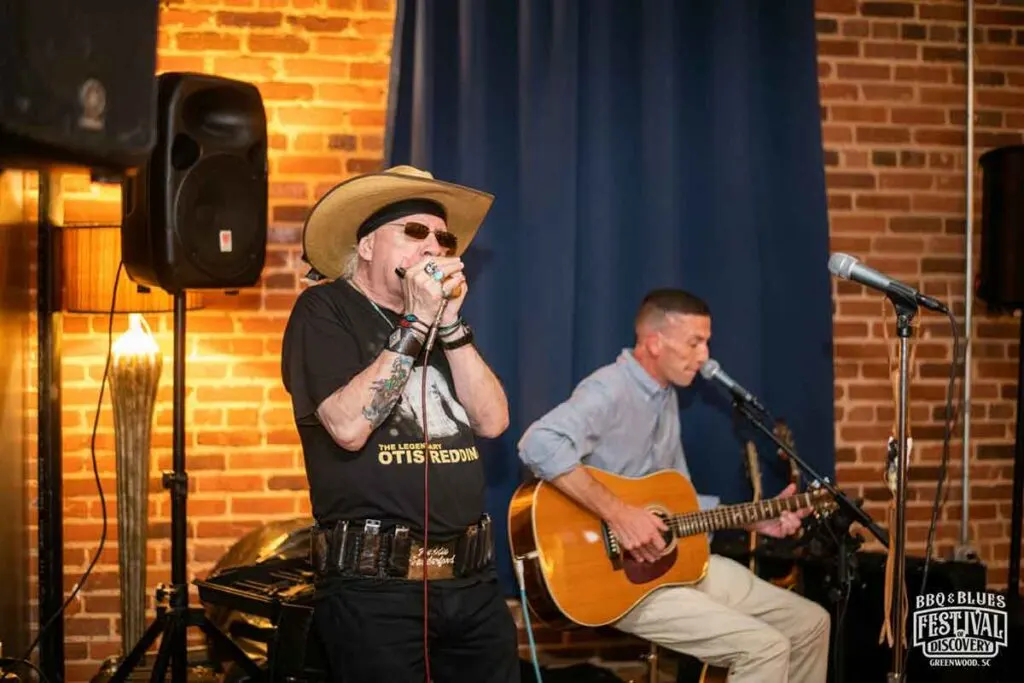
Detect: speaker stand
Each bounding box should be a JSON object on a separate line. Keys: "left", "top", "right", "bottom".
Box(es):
{"left": 107, "top": 292, "right": 263, "bottom": 683}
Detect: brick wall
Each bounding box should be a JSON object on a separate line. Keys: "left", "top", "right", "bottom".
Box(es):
{"left": 32, "top": 0, "right": 397, "bottom": 679}
{"left": 817, "top": 0, "right": 1024, "bottom": 585}
{"left": 8, "top": 0, "right": 1024, "bottom": 680}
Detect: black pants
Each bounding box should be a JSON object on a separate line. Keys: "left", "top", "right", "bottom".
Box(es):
{"left": 313, "top": 570, "right": 521, "bottom": 683}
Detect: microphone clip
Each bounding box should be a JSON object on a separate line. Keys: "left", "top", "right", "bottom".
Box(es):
{"left": 884, "top": 282, "right": 922, "bottom": 325}
{"left": 699, "top": 359, "right": 770, "bottom": 417}
{"left": 737, "top": 393, "right": 769, "bottom": 418}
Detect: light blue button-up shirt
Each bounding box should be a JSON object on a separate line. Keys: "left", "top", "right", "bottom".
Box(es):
{"left": 518, "top": 348, "right": 720, "bottom": 511}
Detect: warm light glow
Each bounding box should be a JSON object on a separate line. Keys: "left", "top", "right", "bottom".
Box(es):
{"left": 112, "top": 314, "right": 159, "bottom": 361}
{"left": 61, "top": 224, "right": 203, "bottom": 314}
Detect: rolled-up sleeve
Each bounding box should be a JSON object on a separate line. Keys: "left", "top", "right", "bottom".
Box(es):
{"left": 517, "top": 377, "right": 615, "bottom": 481}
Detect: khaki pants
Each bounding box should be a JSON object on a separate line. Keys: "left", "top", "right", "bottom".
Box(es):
{"left": 614, "top": 554, "right": 830, "bottom": 682}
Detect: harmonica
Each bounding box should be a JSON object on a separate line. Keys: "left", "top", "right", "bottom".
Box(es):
{"left": 395, "top": 267, "right": 463, "bottom": 298}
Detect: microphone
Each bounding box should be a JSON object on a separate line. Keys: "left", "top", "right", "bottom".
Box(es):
{"left": 828, "top": 252, "right": 948, "bottom": 314}
{"left": 700, "top": 359, "right": 767, "bottom": 414}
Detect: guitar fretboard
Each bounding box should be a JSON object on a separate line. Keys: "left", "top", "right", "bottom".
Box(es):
{"left": 669, "top": 492, "right": 818, "bottom": 537}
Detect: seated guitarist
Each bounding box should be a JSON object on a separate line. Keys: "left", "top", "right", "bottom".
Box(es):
{"left": 517, "top": 288, "right": 829, "bottom": 683}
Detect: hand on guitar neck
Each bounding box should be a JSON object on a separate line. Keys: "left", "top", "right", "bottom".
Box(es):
{"left": 745, "top": 482, "right": 811, "bottom": 539}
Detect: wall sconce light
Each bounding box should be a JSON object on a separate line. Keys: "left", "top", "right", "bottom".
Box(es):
{"left": 60, "top": 223, "right": 202, "bottom": 670}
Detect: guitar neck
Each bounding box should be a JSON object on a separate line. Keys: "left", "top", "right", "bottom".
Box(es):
{"left": 669, "top": 492, "right": 816, "bottom": 537}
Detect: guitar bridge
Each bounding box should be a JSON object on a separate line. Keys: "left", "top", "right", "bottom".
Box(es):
{"left": 600, "top": 520, "right": 624, "bottom": 567}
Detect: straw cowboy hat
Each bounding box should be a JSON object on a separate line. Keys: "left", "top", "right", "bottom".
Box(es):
{"left": 301, "top": 165, "right": 494, "bottom": 280}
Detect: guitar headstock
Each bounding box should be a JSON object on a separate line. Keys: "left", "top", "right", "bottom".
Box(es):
{"left": 807, "top": 480, "right": 839, "bottom": 517}
{"left": 772, "top": 418, "right": 801, "bottom": 488}
{"left": 744, "top": 440, "right": 762, "bottom": 501}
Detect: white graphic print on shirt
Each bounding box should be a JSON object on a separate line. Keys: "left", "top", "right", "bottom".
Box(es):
{"left": 396, "top": 365, "right": 471, "bottom": 439}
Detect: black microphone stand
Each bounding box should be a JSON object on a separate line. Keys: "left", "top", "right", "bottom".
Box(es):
{"left": 887, "top": 297, "right": 916, "bottom": 683}
{"left": 732, "top": 398, "right": 888, "bottom": 683}
{"left": 731, "top": 400, "right": 890, "bottom": 549}
{"left": 107, "top": 292, "right": 263, "bottom": 683}
{"left": 828, "top": 258, "right": 927, "bottom": 682}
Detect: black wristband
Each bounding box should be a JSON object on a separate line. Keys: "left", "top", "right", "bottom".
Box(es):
{"left": 441, "top": 325, "right": 474, "bottom": 351}
{"left": 387, "top": 327, "right": 424, "bottom": 357}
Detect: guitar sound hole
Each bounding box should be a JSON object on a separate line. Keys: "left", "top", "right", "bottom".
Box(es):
{"left": 653, "top": 511, "right": 674, "bottom": 546}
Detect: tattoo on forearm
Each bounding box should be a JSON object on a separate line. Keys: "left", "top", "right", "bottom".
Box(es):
{"left": 362, "top": 356, "right": 414, "bottom": 428}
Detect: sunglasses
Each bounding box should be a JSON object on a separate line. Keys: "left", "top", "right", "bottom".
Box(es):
{"left": 396, "top": 221, "right": 458, "bottom": 253}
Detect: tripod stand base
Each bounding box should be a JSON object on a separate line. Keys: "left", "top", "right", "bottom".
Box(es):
{"left": 107, "top": 604, "right": 263, "bottom": 683}
{"left": 92, "top": 656, "right": 218, "bottom": 683}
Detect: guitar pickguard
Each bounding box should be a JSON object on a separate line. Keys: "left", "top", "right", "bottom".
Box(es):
{"left": 621, "top": 546, "right": 679, "bottom": 585}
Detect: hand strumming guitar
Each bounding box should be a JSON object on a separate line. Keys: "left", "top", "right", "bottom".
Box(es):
{"left": 749, "top": 483, "right": 811, "bottom": 539}
{"left": 607, "top": 504, "right": 668, "bottom": 563}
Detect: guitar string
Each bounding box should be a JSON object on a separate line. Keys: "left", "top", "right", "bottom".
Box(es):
{"left": 665, "top": 494, "right": 817, "bottom": 535}
{"left": 610, "top": 493, "right": 825, "bottom": 545}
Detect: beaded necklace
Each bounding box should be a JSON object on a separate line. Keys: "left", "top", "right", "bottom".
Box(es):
{"left": 349, "top": 279, "right": 397, "bottom": 330}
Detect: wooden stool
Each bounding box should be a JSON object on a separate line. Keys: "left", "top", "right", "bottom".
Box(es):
{"left": 645, "top": 643, "right": 728, "bottom": 683}
{"left": 643, "top": 642, "right": 661, "bottom": 683}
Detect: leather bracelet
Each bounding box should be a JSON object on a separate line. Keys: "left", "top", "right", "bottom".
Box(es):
{"left": 441, "top": 325, "right": 474, "bottom": 351}
{"left": 387, "top": 327, "right": 424, "bottom": 357}
{"left": 401, "top": 314, "right": 435, "bottom": 338}
{"left": 408, "top": 320, "right": 431, "bottom": 337}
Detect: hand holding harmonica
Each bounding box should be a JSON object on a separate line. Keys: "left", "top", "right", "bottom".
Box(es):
{"left": 395, "top": 256, "right": 466, "bottom": 326}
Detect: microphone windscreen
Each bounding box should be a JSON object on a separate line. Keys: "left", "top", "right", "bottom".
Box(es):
{"left": 828, "top": 252, "right": 857, "bottom": 279}
{"left": 699, "top": 359, "right": 719, "bottom": 380}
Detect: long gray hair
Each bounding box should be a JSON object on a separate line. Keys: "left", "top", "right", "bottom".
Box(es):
{"left": 339, "top": 246, "right": 359, "bottom": 280}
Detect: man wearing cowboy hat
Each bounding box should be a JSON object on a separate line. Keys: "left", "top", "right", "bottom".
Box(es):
{"left": 281, "top": 166, "right": 519, "bottom": 683}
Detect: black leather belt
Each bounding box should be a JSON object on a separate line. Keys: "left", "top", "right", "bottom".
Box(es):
{"left": 310, "top": 515, "right": 494, "bottom": 581}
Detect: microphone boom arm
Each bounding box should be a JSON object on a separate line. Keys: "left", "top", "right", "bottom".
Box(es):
{"left": 733, "top": 399, "right": 890, "bottom": 549}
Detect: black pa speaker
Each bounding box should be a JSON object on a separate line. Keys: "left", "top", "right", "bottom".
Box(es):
{"left": 802, "top": 552, "right": 996, "bottom": 683}
{"left": 121, "top": 72, "right": 268, "bottom": 293}
{"left": 978, "top": 145, "right": 1024, "bottom": 312}
{"left": 0, "top": 0, "right": 159, "bottom": 174}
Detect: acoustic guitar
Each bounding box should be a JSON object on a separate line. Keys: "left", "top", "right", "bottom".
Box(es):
{"left": 507, "top": 465, "right": 836, "bottom": 629}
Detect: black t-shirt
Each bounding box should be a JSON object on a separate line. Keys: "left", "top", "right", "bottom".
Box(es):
{"left": 281, "top": 278, "right": 485, "bottom": 540}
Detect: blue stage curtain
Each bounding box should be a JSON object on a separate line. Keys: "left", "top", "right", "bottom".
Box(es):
{"left": 385, "top": 0, "right": 834, "bottom": 593}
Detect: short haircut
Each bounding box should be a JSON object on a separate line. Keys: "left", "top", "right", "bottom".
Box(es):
{"left": 635, "top": 288, "right": 710, "bottom": 332}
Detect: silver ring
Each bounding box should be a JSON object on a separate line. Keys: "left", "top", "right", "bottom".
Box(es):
{"left": 424, "top": 261, "right": 438, "bottom": 275}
